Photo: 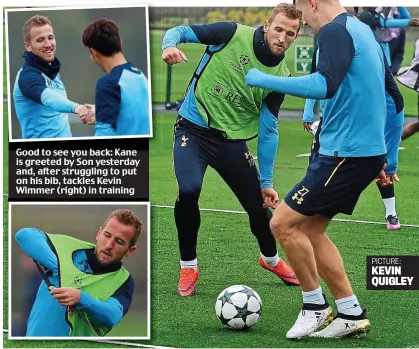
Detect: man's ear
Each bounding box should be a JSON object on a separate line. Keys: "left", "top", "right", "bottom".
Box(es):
{"left": 125, "top": 246, "right": 137, "bottom": 258}
{"left": 90, "top": 47, "right": 100, "bottom": 59}
{"left": 96, "top": 227, "right": 102, "bottom": 241}
{"left": 308, "top": 0, "right": 318, "bottom": 10}
{"left": 24, "top": 41, "right": 31, "bottom": 52}
{"left": 263, "top": 20, "right": 269, "bottom": 33}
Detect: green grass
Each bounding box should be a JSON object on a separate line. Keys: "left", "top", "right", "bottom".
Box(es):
{"left": 150, "top": 114, "right": 419, "bottom": 225}
{"left": 146, "top": 114, "right": 419, "bottom": 348}
{"left": 149, "top": 114, "right": 419, "bottom": 348}
{"left": 3, "top": 114, "right": 419, "bottom": 347}
{"left": 150, "top": 31, "right": 419, "bottom": 116}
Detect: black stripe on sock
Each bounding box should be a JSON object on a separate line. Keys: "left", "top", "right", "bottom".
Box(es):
{"left": 335, "top": 309, "right": 368, "bottom": 320}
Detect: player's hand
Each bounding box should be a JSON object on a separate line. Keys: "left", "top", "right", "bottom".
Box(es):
{"left": 82, "top": 104, "right": 96, "bottom": 125}
{"left": 375, "top": 170, "right": 388, "bottom": 187}
{"left": 375, "top": 162, "right": 387, "bottom": 187}
{"left": 303, "top": 122, "right": 313, "bottom": 132}
{"left": 162, "top": 47, "right": 188, "bottom": 65}
{"left": 409, "top": 18, "right": 419, "bottom": 26}
{"left": 50, "top": 287, "right": 81, "bottom": 306}
{"left": 375, "top": 165, "right": 396, "bottom": 187}
{"left": 261, "top": 187, "right": 279, "bottom": 209}
{"left": 75, "top": 105, "right": 91, "bottom": 120}
{"left": 245, "top": 68, "right": 265, "bottom": 88}
{"left": 376, "top": 173, "right": 399, "bottom": 187}
{"left": 381, "top": 173, "right": 400, "bottom": 186}
{"left": 67, "top": 306, "right": 75, "bottom": 315}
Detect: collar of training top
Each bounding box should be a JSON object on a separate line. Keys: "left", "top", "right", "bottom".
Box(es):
{"left": 254, "top": 26, "right": 285, "bottom": 67}
{"left": 23, "top": 51, "right": 61, "bottom": 80}
{"left": 85, "top": 248, "right": 123, "bottom": 274}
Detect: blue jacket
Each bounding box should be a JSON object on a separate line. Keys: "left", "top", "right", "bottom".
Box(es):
{"left": 13, "top": 52, "right": 78, "bottom": 139}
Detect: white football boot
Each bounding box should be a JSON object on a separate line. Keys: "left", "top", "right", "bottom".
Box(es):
{"left": 286, "top": 302, "right": 334, "bottom": 339}
{"left": 309, "top": 309, "right": 370, "bottom": 338}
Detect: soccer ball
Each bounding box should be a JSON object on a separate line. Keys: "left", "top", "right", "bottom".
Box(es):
{"left": 215, "top": 285, "right": 262, "bottom": 330}
{"left": 310, "top": 120, "right": 320, "bottom": 137}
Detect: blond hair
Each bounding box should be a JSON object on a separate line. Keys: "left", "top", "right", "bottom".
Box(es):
{"left": 23, "top": 15, "right": 52, "bottom": 42}
{"left": 268, "top": 3, "right": 303, "bottom": 28}
{"left": 102, "top": 209, "right": 142, "bottom": 247}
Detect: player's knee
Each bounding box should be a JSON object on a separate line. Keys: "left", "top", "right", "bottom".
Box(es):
{"left": 269, "top": 217, "right": 296, "bottom": 245}
{"left": 178, "top": 182, "right": 202, "bottom": 200}
{"left": 269, "top": 217, "right": 286, "bottom": 237}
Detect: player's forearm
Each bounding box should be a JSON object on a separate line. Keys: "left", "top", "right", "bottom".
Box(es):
{"left": 77, "top": 293, "right": 123, "bottom": 328}
{"left": 15, "top": 228, "right": 58, "bottom": 271}
{"left": 162, "top": 26, "right": 200, "bottom": 50}
{"left": 381, "top": 17, "right": 410, "bottom": 28}
{"left": 302, "top": 99, "right": 317, "bottom": 122}
{"left": 385, "top": 109, "right": 404, "bottom": 174}
{"left": 385, "top": 143, "right": 399, "bottom": 175}
{"left": 258, "top": 104, "right": 279, "bottom": 189}
{"left": 40, "top": 89, "right": 79, "bottom": 113}
{"left": 246, "top": 70, "right": 327, "bottom": 100}
{"left": 95, "top": 122, "right": 116, "bottom": 137}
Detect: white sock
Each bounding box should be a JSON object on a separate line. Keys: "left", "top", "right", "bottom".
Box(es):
{"left": 302, "top": 286, "right": 325, "bottom": 305}
{"left": 336, "top": 295, "right": 362, "bottom": 316}
{"left": 383, "top": 197, "right": 397, "bottom": 217}
{"left": 261, "top": 253, "right": 280, "bottom": 267}
{"left": 180, "top": 258, "right": 197, "bottom": 269}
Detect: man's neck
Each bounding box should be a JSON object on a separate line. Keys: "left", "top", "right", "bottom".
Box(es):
{"left": 86, "top": 248, "right": 122, "bottom": 273}
{"left": 316, "top": 4, "right": 346, "bottom": 31}
{"left": 102, "top": 52, "right": 128, "bottom": 73}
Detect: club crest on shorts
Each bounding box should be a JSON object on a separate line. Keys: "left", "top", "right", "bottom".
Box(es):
{"left": 291, "top": 186, "right": 310, "bottom": 204}
{"left": 181, "top": 135, "right": 189, "bottom": 147}
{"left": 244, "top": 150, "right": 255, "bottom": 167}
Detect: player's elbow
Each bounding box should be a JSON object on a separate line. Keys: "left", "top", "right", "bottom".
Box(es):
{"left": 15, "top": 227, "right": 40, "bottom": 245}
{"left": 103, "top": 308, "right": 123, "bottom": 328}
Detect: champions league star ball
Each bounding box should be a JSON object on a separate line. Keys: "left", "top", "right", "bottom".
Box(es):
{"left": 215, "top": 285, "right": 262, "bottom": 330}
{"left": 310, "top": 120, "right": 320, "bottom": 137}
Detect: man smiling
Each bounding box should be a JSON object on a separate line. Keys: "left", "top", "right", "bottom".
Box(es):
{"left": 13, "top": 15, "right": 91, "bottom": 139}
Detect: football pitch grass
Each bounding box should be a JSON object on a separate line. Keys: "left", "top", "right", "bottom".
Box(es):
{"left": 3, "top": 113, "right": 419, "bottom": 348}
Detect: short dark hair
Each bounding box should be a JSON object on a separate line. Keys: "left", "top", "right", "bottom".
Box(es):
{"left": 82, "top": 19, "right": 122, "bottom": 56}
{"left": 102, "top": 209, "right": 142, "bottom": 247}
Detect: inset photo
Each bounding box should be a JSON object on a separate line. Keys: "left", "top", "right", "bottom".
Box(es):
{"left": 9, "top": 202, "right": 150, "bottom": 339}
{"left": 6, "top": 5, "right": 152, "bottom": 141}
